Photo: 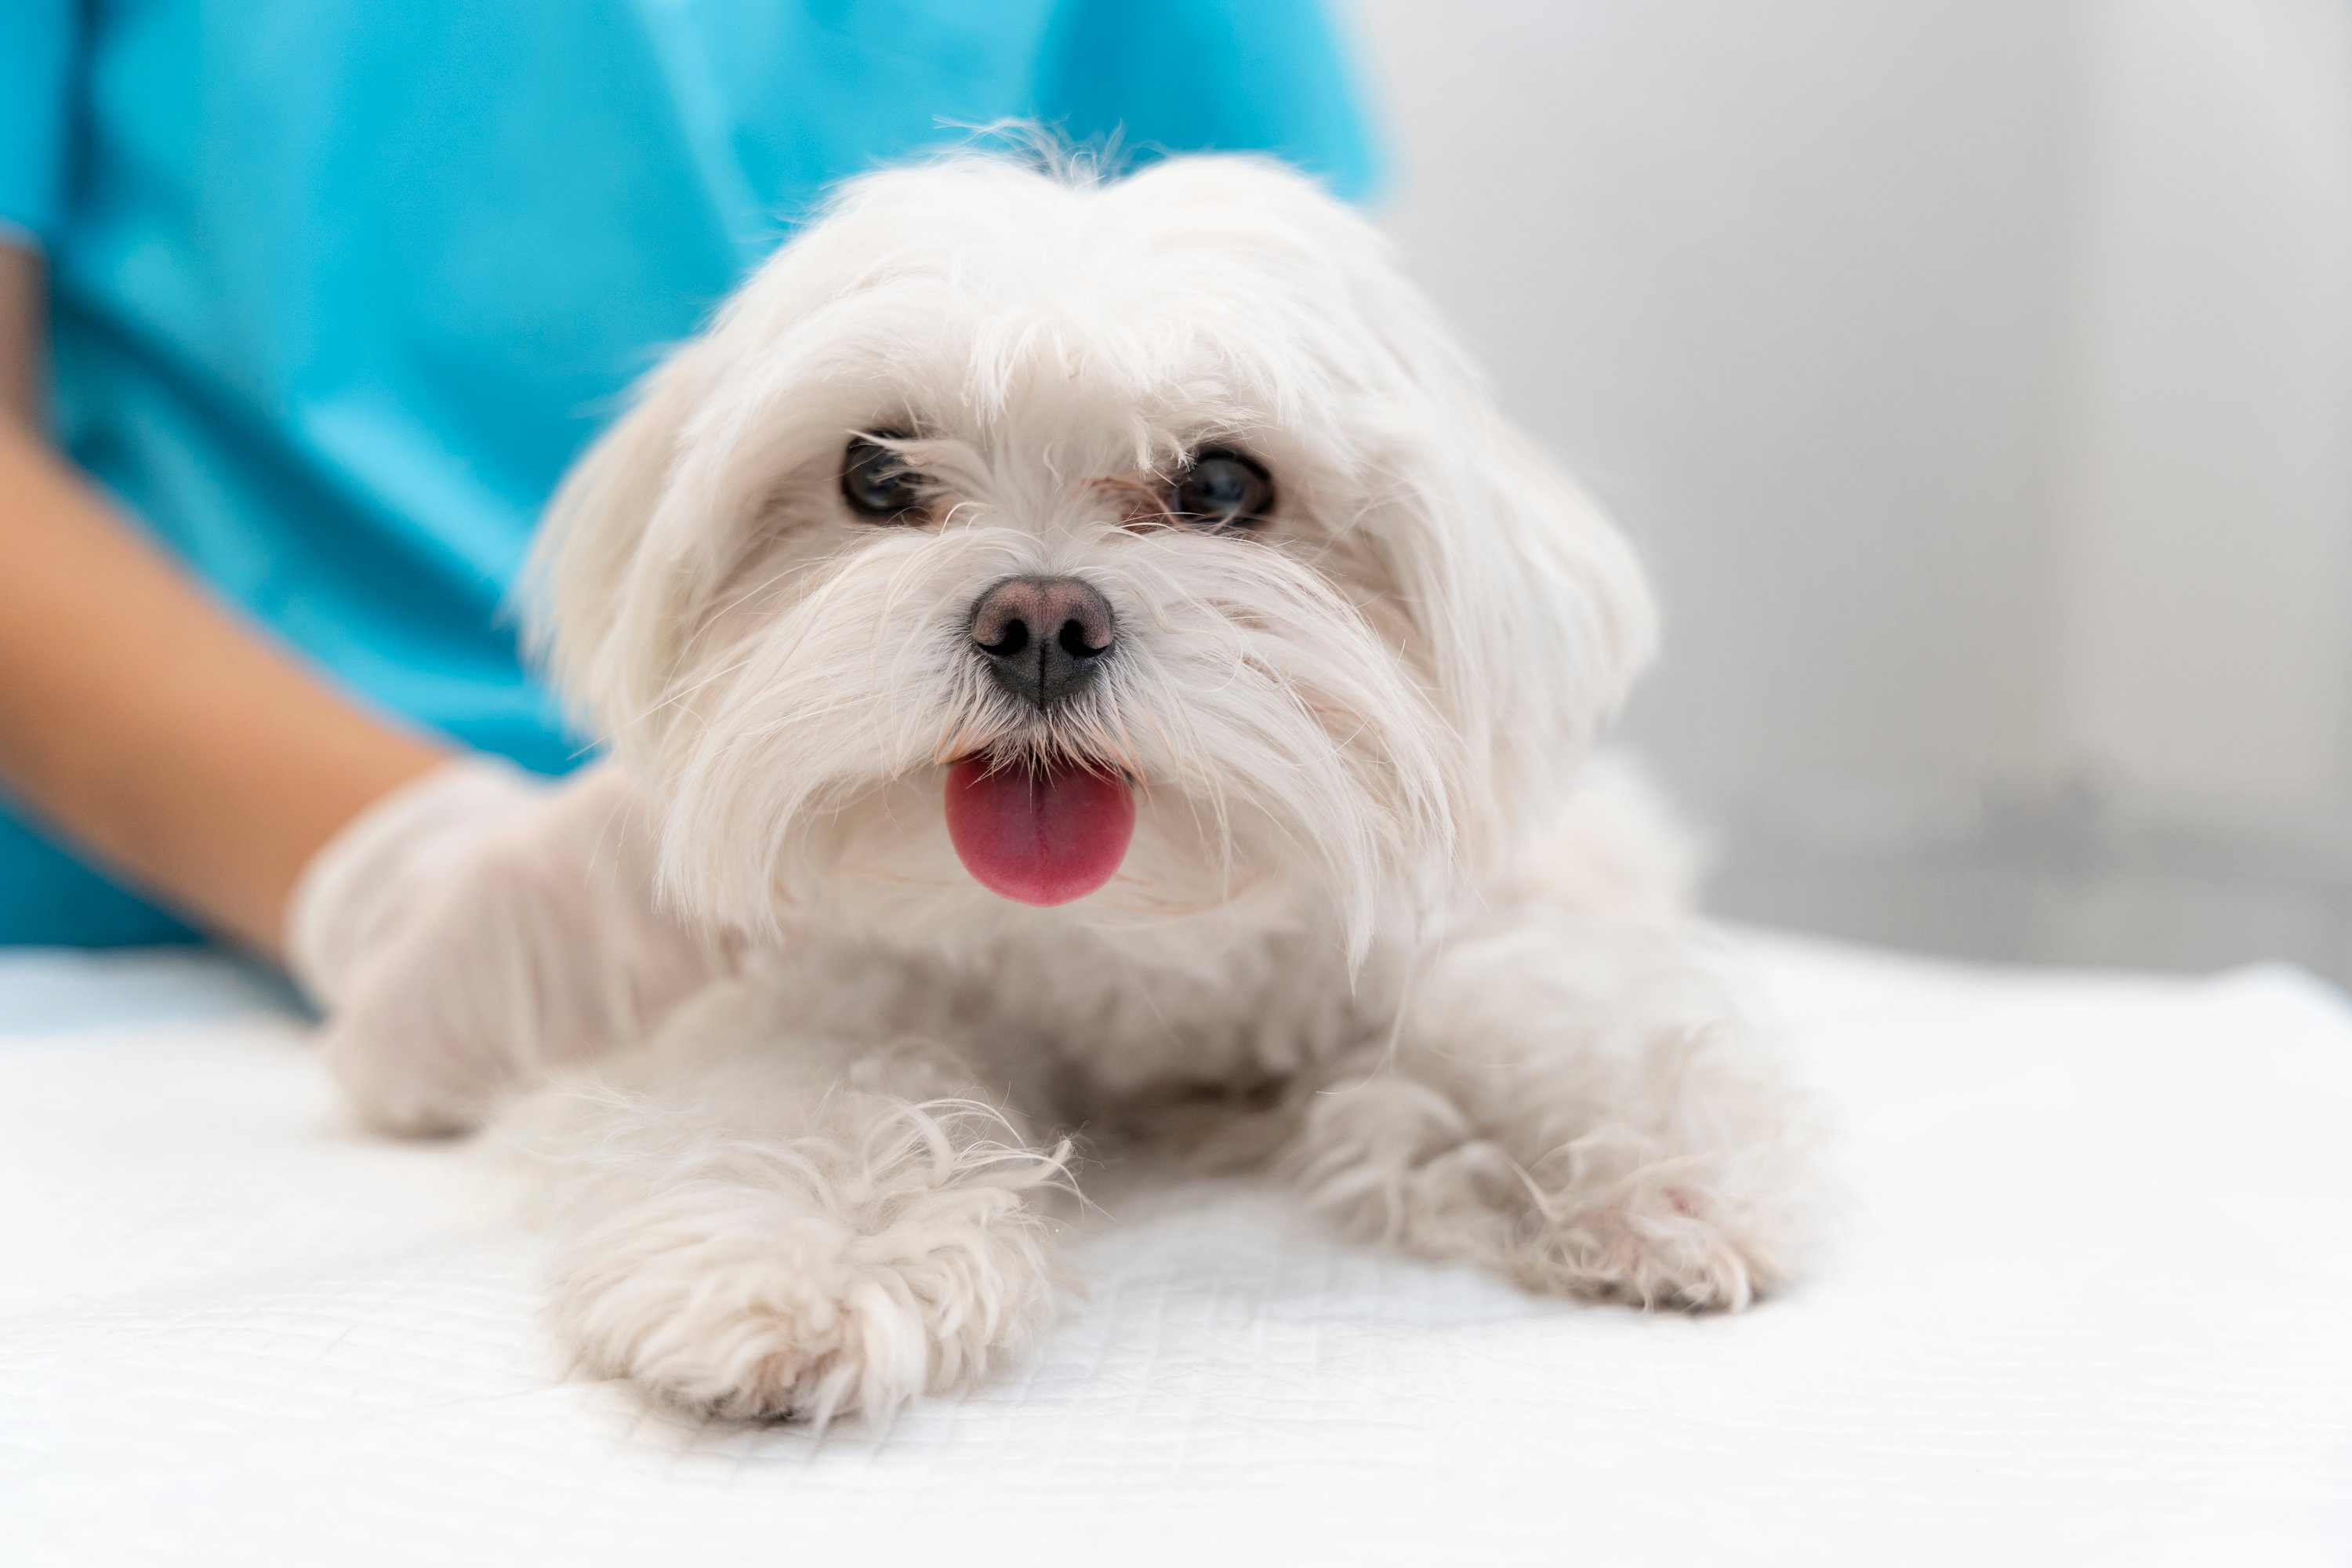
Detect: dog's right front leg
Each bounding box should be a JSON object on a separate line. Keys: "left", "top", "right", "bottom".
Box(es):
{"left": 521, "top": 989, "right": 1069, "bottom": 1422}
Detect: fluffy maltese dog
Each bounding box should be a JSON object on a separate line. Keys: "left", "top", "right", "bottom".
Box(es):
{"left": 360, "top": 151, "right": 1813, "bottom": 1422}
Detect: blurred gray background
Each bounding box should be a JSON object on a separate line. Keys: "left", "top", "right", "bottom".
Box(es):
{"left": 1347, "top": 0, "right": 2352, "bottom": 981}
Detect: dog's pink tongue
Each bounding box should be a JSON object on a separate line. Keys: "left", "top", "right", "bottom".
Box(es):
{"left": 945, "top": 757, "right": 1134, "bottom": 906}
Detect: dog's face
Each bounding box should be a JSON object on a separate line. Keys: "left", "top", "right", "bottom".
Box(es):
{"left": 535, "top": 154, "right": 1653, "bottom": 957}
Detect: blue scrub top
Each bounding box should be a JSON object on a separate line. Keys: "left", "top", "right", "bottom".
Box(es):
{"left": 0, "top": 0, "right": 1377, "bottom": 946}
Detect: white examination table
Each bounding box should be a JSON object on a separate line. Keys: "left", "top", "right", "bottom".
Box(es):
{"left": 2, "top": 933, "right": 2347, "bottom": 1564}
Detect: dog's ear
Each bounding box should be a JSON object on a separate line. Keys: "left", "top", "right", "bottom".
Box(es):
{"left": 1403, "top": 417, "right": 1657, "bottom": 858}
{"left": 525, "top": 344, "right": 718, "bottom": 757}
{"left": 1486, "top": 420, "right": 1657, "bottom": 751}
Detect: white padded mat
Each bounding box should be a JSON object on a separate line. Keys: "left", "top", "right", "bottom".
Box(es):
{"left": 2, "top": 934, "right": 2347, "bottom": 1565}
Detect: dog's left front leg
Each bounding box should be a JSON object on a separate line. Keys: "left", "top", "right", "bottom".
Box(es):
{"left": 1284, "top": 913, "right": 1815, "bottom": 1309}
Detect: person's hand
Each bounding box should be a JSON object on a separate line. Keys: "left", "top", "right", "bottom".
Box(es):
{"left": 290, "top": 759, "right": 726, "bottom": 1134}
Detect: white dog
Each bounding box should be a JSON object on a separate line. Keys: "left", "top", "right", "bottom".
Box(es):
{"left": 324, "top": 151, "right": 1814, "bottom": 1423}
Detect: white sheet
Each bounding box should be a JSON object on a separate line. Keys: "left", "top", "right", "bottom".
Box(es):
{"left": 2, "top": 934, "right": 2347, "bottom": 1566}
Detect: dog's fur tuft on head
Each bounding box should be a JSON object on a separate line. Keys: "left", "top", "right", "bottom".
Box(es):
{"left": 479, "top": 151, "right": 1810, "bottom": 1421}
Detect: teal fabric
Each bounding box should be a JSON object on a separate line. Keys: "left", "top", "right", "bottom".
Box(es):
{"left": 0, "top": 0, "right": 1377, "bottom": 946}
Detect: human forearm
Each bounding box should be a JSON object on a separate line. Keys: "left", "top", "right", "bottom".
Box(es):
{"left": 0, "top": 244, "right": 39, "bottom": 424}
{"left": 0, "top": 419, "right": 449, "bottom": 952}
{"left": 0, "top": 239, "right": 448, "bottom": 952}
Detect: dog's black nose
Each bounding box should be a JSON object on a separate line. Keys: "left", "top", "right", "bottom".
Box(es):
{"left": 970, "top": 575, "right": 1116, "bottom": 710}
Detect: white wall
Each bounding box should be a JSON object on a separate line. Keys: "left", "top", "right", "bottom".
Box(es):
{"left": 1347, "top": 0, "right": 2352, "bottom": 978}
{"left": 2050, "top": 0, "right": 2352, "bottom": 826}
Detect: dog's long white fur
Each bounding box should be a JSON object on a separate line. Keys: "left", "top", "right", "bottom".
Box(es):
{"left": 458, "top": 151, "right": 1816, "bottom": 1422}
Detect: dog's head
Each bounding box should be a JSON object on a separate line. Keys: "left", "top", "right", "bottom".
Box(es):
{"left": 534, "top": 153, "right": 1653, "bottom": 957}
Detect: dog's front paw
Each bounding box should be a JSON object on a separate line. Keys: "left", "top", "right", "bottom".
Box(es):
{"left": 1290, "top": 1072, "right": 1812, "bottom": 1312}
{"left": 548, "top": 1104, "right": 1066, "bottom": 1421}
{"left": 1506, "top": 1137, "right": 1797, "bottom": 1310}
{"left": 559, "top": 1231, "right": 953, "bottom": 1421}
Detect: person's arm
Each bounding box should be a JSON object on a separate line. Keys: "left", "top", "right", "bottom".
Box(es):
{"left": 0, "top": 242, "right": 38, "bottom": 423}
{"left": 0, "top": 243, "right": 447, "bottom": 953}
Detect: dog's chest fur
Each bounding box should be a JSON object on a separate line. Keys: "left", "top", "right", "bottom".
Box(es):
{"left": 731, "top": 914, "right": 1398, "bottom": 1113}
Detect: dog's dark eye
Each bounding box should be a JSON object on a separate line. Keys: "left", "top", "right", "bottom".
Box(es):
{"left": 1171, "top": 448, "right": 1274, "bottom": 532}
{"left": 841, "top": 434, "right": 925, "bottom": 521}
